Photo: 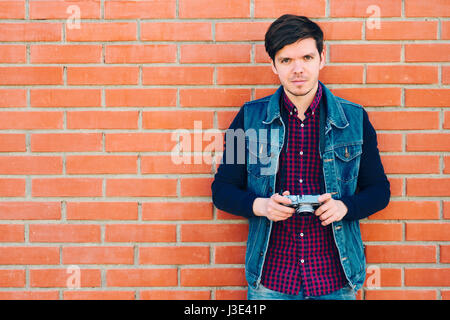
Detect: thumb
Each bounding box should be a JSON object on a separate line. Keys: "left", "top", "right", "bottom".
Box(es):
{"left": 282, "top": 190, "right": 290, "bottom": 196}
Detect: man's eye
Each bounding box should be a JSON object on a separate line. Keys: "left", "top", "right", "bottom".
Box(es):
{"left": 281, "top": 58, "right": 290, "bottom": 63}
{"left": 304, "top": 56, "right": 313, "bottom": 61}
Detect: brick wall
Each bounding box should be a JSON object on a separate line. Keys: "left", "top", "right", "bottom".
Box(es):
{"left": 0, "top": 0, "right": 449, "bottom": 300}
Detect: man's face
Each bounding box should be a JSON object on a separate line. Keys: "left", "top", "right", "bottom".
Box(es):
{"left": 271, "top": 37, "right": 325, "bottom": 100}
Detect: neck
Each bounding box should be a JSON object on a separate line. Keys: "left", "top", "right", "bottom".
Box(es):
{"left": 284, "top": 82, "right": 319, "bottom": 116}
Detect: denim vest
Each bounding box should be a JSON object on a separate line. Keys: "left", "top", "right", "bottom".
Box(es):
{"left": 243, "top": 82, "right": 365, "bottom": 291}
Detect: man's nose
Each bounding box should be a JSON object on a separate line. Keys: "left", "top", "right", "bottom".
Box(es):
{"left": 292, "top": 60, "right": 304, "bottom": 73}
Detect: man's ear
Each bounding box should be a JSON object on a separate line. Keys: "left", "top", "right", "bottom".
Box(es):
{"left": 271, "top": 59, "right": 278, "bottom": 75}
{"left": 319, "top": 47, "right": 326, "bottom": 70}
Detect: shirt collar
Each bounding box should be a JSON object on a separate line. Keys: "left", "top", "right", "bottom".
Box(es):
{"left": 282, "top": 82, "right": 322, "bottom": 117}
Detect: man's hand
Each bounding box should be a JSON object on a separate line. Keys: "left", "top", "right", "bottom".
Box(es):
{"left": 315, "top": 193, "right": 348, "bottom": 226}
{"left": 252, "top": 191, "right": 295, "bottom": 222}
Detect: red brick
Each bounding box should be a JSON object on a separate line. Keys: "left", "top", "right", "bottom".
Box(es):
{"left": 105, "top": 133, "right": 176, "bottom": 152}
{"left": 0, "top": 179, "right": 26, "bottom": 197}
{"left": 180, "top": 44, "right": 251, "bottom": 63}
{"left": 104, "top": 0, "right": 175, "bottom": 19}
{"left": 0, "top": 270, "right": 25, "bottom": 287}
{"left": 31, "top": 133, "right": 102, "bottom": 152}
{"left": 319, "top": 21, "right": 363, "bottom": 40}
{"left": 0, "top": 202, "right": 61, "bottom": 220}
{"left": 216, "top": 22, "right": 270, "bottom": 41}
{"left": 179, "top": 0, "right": 250, "bottom": 18}
{"left": 365, "top": 290, "right": 437, "bottom": 300}
{"left": 371, "top": 201, "right": 439, "bottom": 220}
{"left": 30, "top": 269, "right": 101, "bottom": 288}
{"left": 441, "top": 246, "right": 450, "bottom": 263}
{"left": 376, "top": 133, "right": 402, "bottom": 152}
{"left": 107, "top": 269, "right": 177, "bottom": 287}
{"left": 217, "top": 66, "right": 279, "bottom": 85}
{"left": 405, "top": 269, "right": 450, "bottom": 287}
{"left": 0, "top": 45, "right": 26, "bottom": 63}
{"left": 64, "top": 291, "right": 135, "bottom": 300}
{"left": 364, "top": 268, "right": 402, "bottom": 287}
{"left": 0, "top": 112, "right": 62, "bottom": 130}
{"left": 368, "top": 111, "right": 439, "bottom": 130}
{"left": 0, "top": 291, "right": 58, "bottom": 300}
{"left": 181, "top": 268, "right": 245, "bottom": 287}
{"left": 29, "top": 0, "right": 100, "bottom": 19}
{"left": 66, "top": 22, "right": 136, "bottom": 41}
{"left": 407, "top": 178, "right": 450, "bottom": 197}
{"left": 106, "top": 179, "right": 177, "bottom": 197}
{"left": 0, "top": 89, "right": 26, "bottom": 108}
{"left": 381, "top": 155, "right": 439, "bottom": 174}
{"left": 30, "top": 45, "right": 102, "bottom": 64}
{"left": 360, "top": 223, "right": 402, "bottom": 241}
{"left": 32, "top": 178, "right": 103, "bottom": 197}
{"left": 406, "top": 223, "right": 450, "bottom": 241}
{"left": 180, "top": 89, "right": 251, "bottom": 107}
{"left": 0, "top": 247, "right": 59, "bottom": 265}
{"left": 29, "top": 224, "right": 101, "bottom": 243}
{"left": 142, "top": 202, "right": 213, "bottom": 221}
{"left": 367, "top": 65, "right": 438, "bottom": 84}
{"left": 63, "top": 246, "right": 134, "bottom": 265}
{"left": 0, "top": 67, "right": 62, "bottom": 85}
{"left": 215, "top": 246, "right": 246, "bottom": 264}
{"left": 319, "top": 65, "right": 364, "bottom": 84}
{"left": 105, "top": 224, "right": 176, "bottom": 243}
{"left": 254, "top": 0, "right": 325, "bottom": 18}
{"left": 180, "top": 178, "right": 213, "bottom": 197}
{"left": 0, "top": 23, "right": 61, "bottom": 41}
{"left": 66, "top": 202, "right": 138, "bottom": 221}
{"left": 67, "top": 67, "right": 138, "bottom": 85}
{"left": 66, "top": 155, "right": 137, "bottom": 174}
{"left": 143, "top": 67, "right": 214, "bottom": 85}
{"left": 105, "top": 89, "right": 177, "bottom": 107}
{"left": 0, "top": 224, "right": 24, "bottom": 242}
{"left": 141, "top": 155, "right": 212, "bottom": 174}
{"left": 139, "top": 246, "right": 210, "bottom": 265}
{"left": 0, "top": 1, "right": 25, "bottom": 19}
{"left": 216, "top": 290, "right": 247, "bottom": 300}
{"left": 141, "top": 22, "right": 212, "bottom": 41}
{"left": 181, "top": 224, "right": 248, "bottom": 242}
{"left": 331, "top": 87, "right": 401, "bottom": 107}
{"left": 330, "top": 44, "right": 401, "bottom": 62}
{"left": 143, "top": 110, "right": 214, "bottom": 129}
{"left": 0, "top": 156, "right": 62, "bottom": 175}
{"left": 141, "top": 290, "right": 210, "bottom": 300}
{"left": 405, "top": 89, "right": 450, "bottom": 107}
{"left": 407, "top": 133, "right": 450, "bottom": 151}
{"left": 366, "top": 21, "right": 437, "bottom": 40}
{"left": 30, "top": 89, "right": 101, "bottom": 108}
{"left": 105, "top": 45, "right": 176, "bottom": 63}
{"left": 67, "top": 111, "right": 138, "bottom": 130}
{"left": 0, "top": 134, "right": 26, "bottom": 152}
{"left": 365, "top": 245, "right": 436, "bottom": 263}
{"left": 405, "top": 44, "right": 450, "bottom": 62}
{"left": 405, "top": 0, "right": 450, "bottom": 17}
{"left": 330, "top": 0, "right": 401, "bottom": 17}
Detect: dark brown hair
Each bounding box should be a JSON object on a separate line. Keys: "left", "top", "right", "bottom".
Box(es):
{"left": 265, "top": 14, "right": 324, "bottom": 61}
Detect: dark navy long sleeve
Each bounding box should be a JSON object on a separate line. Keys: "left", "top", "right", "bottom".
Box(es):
{"left": 211, "top": 106, "right": 390, "bottom": 221}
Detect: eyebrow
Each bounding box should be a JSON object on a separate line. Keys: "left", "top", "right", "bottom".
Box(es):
{"left": 277, "top": 52, "right": 317, "bottom": 60}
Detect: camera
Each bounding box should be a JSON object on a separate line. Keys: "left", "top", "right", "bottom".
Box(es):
{"left": 282, "top": 195, "right": 321, "bottom": 214}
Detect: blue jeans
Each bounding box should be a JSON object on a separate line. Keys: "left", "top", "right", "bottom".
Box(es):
{"left": 248, "top": 283, "right": 356, "bottom": 300}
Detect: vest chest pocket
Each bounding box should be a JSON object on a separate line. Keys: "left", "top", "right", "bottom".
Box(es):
{"left": 333, "top": 144, "right": 362, "bottom": 182}
{"left": 246, "top": 138, "right": 279, "bottom": 177}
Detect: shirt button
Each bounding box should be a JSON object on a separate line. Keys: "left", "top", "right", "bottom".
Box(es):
{"left": 300, "top": 233, "right": 304, "bottom": 237}
{"left": 299, "top": 151, "right": 303, "bottom": 156}
{"left": 299, "top": 179, "right": 303, "bottom": 183}
{"left": 300, "top": 259, "right": 305, "bottom": 264}
{"left": 300, "top": 123, "right": 304, "bottom": 128}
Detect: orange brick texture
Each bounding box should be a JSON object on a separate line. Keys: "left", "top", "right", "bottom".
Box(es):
{"left": 0, "top": 0, "right": 449, "bottom": 300}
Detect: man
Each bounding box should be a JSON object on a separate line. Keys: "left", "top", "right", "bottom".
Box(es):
{"left": 211, "top": 15, "right": 390, "bottom": 300}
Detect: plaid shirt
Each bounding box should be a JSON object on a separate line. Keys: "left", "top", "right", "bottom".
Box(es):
{"left": 260, "top": 84, "right": 348, "bottom": 296}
